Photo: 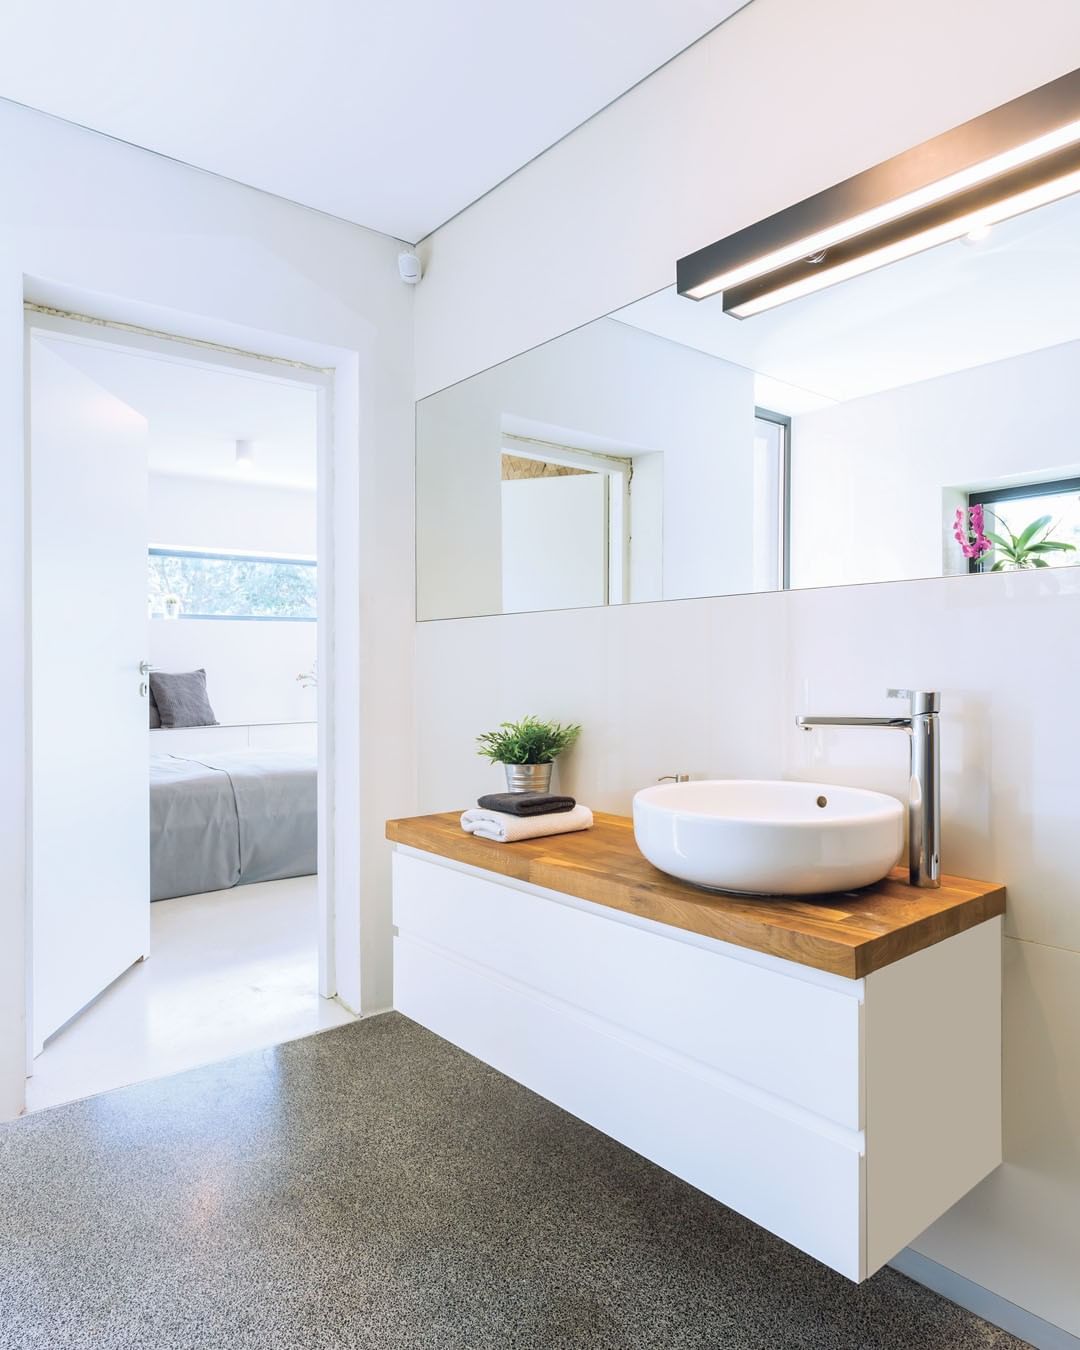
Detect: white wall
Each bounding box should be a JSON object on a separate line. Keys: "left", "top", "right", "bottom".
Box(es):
{"left": 789, "top": 339, "right": 1080, "bottom": 589}
{"left": 150, "top": 620, "right": 316, "bottom": 726}
{"left": 148, "top": 473, "right": 318, "bottom": 725}
{"left": 0, "top": 97, "right": 415, "bottom": 1118}
{"left": 417, "top": 317, "right": 754, "bottom": 619}
{"left": 415, "top": 590, "right": 789, "bottom": 811}
{"left": 148, "top": 472, "right": 317, "bottom": 556}
{"left": 412, "top": 0, "right": 1080, "bottom": 1337}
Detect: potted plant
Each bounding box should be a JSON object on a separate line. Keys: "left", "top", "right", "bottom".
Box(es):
{"left": 162, "top": 593, "right": 182, "bottom": 620}
{"left": 982, "top": 512, "right": 1077, "bottom": 571}
{"left": 952, "top": 504, "right": 992, "bottom": 562}
{"left": 477, "top": 715, "right": 581, "bottom": 793}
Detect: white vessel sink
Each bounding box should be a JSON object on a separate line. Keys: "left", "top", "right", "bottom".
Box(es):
{"left": 633, "top": 779, "right": 904, "bottom": 896}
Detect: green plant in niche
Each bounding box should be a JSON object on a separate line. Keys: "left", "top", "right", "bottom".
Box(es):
{"left": 477, "top": 716, "right": 581, "bottom": 765}
{"left": 984, "top": 511, "right": 1077, "bottom": 571}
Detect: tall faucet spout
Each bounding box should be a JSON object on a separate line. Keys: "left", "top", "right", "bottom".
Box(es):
{"left": 796, "top": 715, "right": 911, "bottom": 730}
{"left": 796, "top": 689, "right": 941, "bottom": 888}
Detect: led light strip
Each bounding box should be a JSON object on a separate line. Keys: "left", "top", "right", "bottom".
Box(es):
{"left": 677, "top": 68, "right": 1080, "bottom": 312}
{"left": 725, "top": 163, "right": 1080, "bottom": 318}
{"left": 686, "top": 117, "right": 1080, "bottom": 300}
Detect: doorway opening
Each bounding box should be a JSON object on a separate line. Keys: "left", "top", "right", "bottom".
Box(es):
{"left": 499, "top": 434, "right": 632, "bottom": 612}
{"left": 25, "top": 311, "right": 351, "bottom": 1111}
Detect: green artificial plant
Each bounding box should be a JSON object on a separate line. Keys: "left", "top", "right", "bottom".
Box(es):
{"left": 477, "top": 715, "right": 581, "bottom": 766}
{"left": 984, "top": 512, "right": 1077, "bottom": 571}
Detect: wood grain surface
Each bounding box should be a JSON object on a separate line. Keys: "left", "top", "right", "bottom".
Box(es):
{"left": 386, "top": 811, "right": 1005, "bottom": 979}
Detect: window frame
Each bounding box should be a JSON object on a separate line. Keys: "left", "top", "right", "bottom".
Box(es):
{"left": 755, "top": 407, "right": 792, "bottom": 591}
{"left": 148, "top": 545, "right": 318, "bottom": 622}
{"left": 965, "top": 475, "right": 1080, "bottom": 574}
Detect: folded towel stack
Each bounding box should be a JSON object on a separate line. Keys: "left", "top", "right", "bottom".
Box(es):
{"left": 461, "top": 801, "right": 593, "bottom": 843}
{"left": 477, "top": 792, "right": 576, "bottom": 817}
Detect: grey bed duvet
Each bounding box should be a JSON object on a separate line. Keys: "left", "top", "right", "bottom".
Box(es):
{"left": 150, "top": 750, "right": 316, "bottom": 901}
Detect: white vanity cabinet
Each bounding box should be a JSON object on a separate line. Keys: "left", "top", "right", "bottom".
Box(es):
{"left": 389, "top": 829, "right": 1003, "bottom": 1282}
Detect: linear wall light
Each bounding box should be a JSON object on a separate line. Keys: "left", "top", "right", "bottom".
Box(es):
{"left": 676, "top": 67, "right": 1080, "bottom": 317}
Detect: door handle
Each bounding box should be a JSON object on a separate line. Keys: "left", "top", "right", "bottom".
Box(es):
{"left": 139, "top": 661, "right": 153, "bottom": 676}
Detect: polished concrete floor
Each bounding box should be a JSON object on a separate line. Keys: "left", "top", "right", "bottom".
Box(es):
{"left": 28, "top": 876, "right": 354, "bottom": 1112}
{"left": 1, "top": 1014, "right": 1025, "bottom": 1350}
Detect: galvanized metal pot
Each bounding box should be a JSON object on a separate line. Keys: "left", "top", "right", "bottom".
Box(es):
{"left": 503, "top": 762, "right": 553, "bottom": 793}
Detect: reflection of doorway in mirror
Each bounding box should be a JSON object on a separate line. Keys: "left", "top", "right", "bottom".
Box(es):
{"left": 498, "top": 439, "right": 633, "bottom": 613}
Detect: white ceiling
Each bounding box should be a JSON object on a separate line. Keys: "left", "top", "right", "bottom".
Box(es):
{"left": 0, "top": 0, "right": 746, "bottom": 242}
{"left": 615, "top": 191, "right": 1080, "bottom": 409}
{"left": 44, "top": 341, "right": 318, "bottom": 490}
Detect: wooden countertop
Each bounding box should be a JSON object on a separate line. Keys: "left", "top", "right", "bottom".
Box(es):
{"left": 385, "top": 811, "right": 1005, "bottom": 979}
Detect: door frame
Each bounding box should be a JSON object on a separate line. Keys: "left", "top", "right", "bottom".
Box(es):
{"left": 23, "top": 307, "right": 354, "bottom": 1072}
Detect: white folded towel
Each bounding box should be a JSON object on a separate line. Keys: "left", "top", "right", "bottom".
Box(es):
{"left": 460, "top": 803, "right": 594, "bottom": 843}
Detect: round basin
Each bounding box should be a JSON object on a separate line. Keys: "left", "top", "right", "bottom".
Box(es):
{"left": 633, "top": 779, "right": 904, "bottom": 896}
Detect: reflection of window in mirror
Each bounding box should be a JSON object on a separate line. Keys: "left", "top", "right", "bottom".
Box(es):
{"left": 966, "top": 476, "right": 1080, "bottom": 574}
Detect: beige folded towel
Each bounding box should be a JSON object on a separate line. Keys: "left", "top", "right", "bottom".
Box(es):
{"left": 460, "top": 804, "right": 594, "bottom": 843}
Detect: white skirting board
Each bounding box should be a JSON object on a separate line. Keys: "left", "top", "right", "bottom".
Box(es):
{"left": 891, "top": 1249, "right": 1080, "bottom": 1350}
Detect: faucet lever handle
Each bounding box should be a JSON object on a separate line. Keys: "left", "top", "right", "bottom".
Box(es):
{"left": 887, "top": 688, "right": 940, "bottom": 714}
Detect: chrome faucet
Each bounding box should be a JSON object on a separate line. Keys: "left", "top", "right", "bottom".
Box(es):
{"left": 796, "top": 689, "right": 941, "bottom": 889}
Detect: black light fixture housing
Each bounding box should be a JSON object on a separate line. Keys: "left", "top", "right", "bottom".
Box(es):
{"left": 676, "top": 67, "right": 1080, "bottom": 318}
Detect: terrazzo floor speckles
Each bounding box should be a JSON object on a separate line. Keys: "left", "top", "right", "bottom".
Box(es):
{"left": 0, "top": 1014, "right": 1027, "bottom": 1350}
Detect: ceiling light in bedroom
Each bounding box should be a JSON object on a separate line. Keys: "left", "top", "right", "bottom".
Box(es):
{"left": 235, "top": 438, "right": 255, "bottom": 472}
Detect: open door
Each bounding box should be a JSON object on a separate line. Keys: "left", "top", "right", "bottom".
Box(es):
{"left": 29, "top": 334, "right": 151, "bottom": 1055}
{"left": 501, "top": 472, "right": 609, "bottom": 612}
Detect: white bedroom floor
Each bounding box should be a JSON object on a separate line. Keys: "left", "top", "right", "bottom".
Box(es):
{"left": 26, "top": 875, "right": 355, "bottom": 1113}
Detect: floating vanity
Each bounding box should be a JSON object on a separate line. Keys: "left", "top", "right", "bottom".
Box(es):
{"left": 386, "top": 811, "right": 1005, "bottom": 1281}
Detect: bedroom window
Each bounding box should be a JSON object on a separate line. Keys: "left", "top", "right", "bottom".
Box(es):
{"left": 148, "top": 548, "right": 317, "bottom": 621}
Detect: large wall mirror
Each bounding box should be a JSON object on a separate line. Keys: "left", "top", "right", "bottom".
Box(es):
{"left": 417, "top": 132, "right": 1080, "bottom": 620}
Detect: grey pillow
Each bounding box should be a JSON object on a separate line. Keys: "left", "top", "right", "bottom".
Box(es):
{"left": 149, "top": 687, "right": 161, "bottom": 729}
{"left": 149, "top": 669, "right": 218, "bottom": 729}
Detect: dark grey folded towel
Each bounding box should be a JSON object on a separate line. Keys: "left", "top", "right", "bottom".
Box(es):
{"left": 477, "top": 792, "right": 576, "bottom": 817}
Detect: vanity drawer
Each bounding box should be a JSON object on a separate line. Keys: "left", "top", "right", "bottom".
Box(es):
{"left": 396, "top": 926, "right": 864, "bottom": 1279}
{"left": 393, "top": 851, "right": 864, "bottom": 1129}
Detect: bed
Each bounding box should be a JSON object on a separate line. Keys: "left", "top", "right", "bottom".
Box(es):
{"left": 149, "top": 749, "right": 317, "bottom": 901}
